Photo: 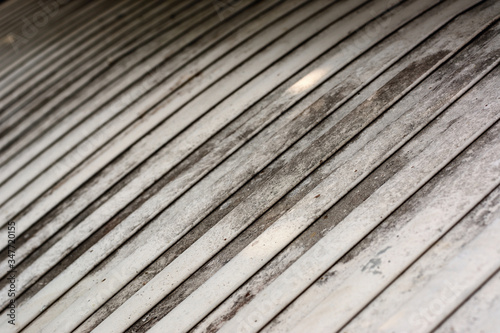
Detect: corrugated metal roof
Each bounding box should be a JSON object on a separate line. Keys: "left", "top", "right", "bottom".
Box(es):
{"left": 0, "top": 0, "right": 499, "bottom": 332}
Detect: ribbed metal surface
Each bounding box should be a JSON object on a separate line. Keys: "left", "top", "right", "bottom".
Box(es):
{"left": 0, "top": 0, "right": 499, "bottom": 332}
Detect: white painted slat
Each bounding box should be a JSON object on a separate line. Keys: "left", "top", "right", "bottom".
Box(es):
{"left": 0, "top": 0, "right": 356, "bottom": 257}
{"left": 193, "top": 4, "right": 500, "bottom": 329}
{"left": 341, "top": 186, "right": 500, "bottom": 333}
{"left": 3, "top": 0, "right": 452, "bottom": 330}
{"left": 9, "top": 0, "right": 403, "bottom": 288}
{"left": 147, "top": 35, "right": 500, "bottom": 333}
{"left": 95, "top": 1, "right": 492, "bottom": 331}
{"left": 0, "top": 0, "right": 302, "bottom": 271}
{"left": 0, "top": 0, "right": 188, "bottom": 141}
{"left": 0, "top": 0, "right": 143, "bottom": 158}
{"left": 265, "top": 137, "right": 500, "bottom": 330}
{"left": 0, "top": 0, "right": 194, "bottom": 146}
{"left": 0, "top": 0, "right": 129, "bottom": 97}
{"left": 0, "top": 0, "right": 220, "bottom": 192}
{"left": 4, "top": 0, "right": 390, "bottom": 322}
{"left": 271, "top": 119, "right": 500, "bottom": 333}
{"left": 0, "top": 0, "right": 332, "bottom": 270}
{"left": 219, "top": 66, "right": 500, "bottom": 333}
{"left": 1, "top": 1, "right": 498, "bottom": 332}
{"left": 0, "top": 0, "right": 336, "bottom": 228}
{"left": 375, "top": 212, "right": 500, "bottom": 333}
{"left": 0, "top": 0, "right": 161, "bottom": 113}
{"left": 0, "top": 0, "right": 97, "bottom": 69}
{"left": 435, "top": 270, "right": 500, "bottom": 333}
{"left": 0, "top": 0, "right": 286, "bottom": 168}
{"left": 0, "top": 0, "right": 109, "bottom": 80}
{"left": 0, "top": 0, "right": 360, "bottom": 324}
{"left": 0, "top": 0, "right": 208, "bottom": 167}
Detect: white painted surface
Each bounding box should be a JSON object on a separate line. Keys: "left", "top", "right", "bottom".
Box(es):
{"left": 1, "top": 0, "right": 499, "bottom": 332}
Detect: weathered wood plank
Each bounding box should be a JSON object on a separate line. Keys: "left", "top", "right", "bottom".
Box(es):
{"left": 265, "top": 94, "right": 500, "bottom": 333}
{"left": 434, "top": 269, "right": 500, "bottom": 333}
{"left": 1, "top": 0, "right": 499, "bottom": 332}
{"left": 342, "top": 186, "right": 500, "bottom": 332}
{"left": 0, "top": 0, "right": 326, "bottom": 268}
{"left": 5, "top": 0, "right": 438, "bottom": 328}
{"left": 92, "top": 1, "right": 494, "bottom": 331}
{"left": 0, "top": 0, "right": 92, "bottom": 65}
{"left": 0, "top": 0, "right": 335, "bottom": 222}
{"left": 0, "top": 0, "right": 284, "bottom": 166}
{"left": 381, "top": 215, "right": 500, "bottom": 333}
{"left": 0, "top": 0, "right": 212, "bottom": 177}
{"left": 222, "top": 66, "right": 500, "bottom": 333}
{"left": 0, "top": 0, "right": 181, "bottom": 137}
{"left": 0, "top": 0, "right": 386, "bottom": 316}
{"left": 149, "top": 25, "right": 500, "bottom": 333}
{"left": 0, "top": 0, "right": 301, "bottom": 272}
